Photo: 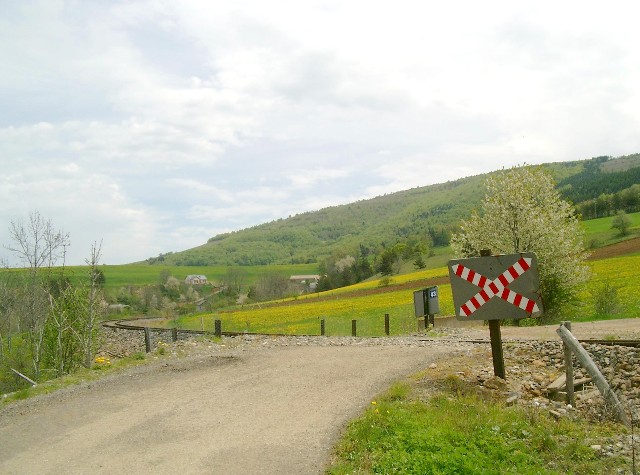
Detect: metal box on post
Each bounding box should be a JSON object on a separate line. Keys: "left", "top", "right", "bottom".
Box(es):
{"left": 413, "top": 286, "right": 439, "bottom": 329}
{"left": 426, "top": 286, "right": 440, "bottom": 315}
{"left": 413, "top": 289, "right": 426, "bottom": 318}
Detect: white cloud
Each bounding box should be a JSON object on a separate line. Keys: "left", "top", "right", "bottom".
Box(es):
{"left": 2, "top": 0, "right": 640, "bottom": 264}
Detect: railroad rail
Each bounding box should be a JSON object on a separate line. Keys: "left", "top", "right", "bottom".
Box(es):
{"left": 104, "top": 320, "right": 640, "bottom": 347}
{"left": 103, "top": 319, "right": 292, "bottom": 338}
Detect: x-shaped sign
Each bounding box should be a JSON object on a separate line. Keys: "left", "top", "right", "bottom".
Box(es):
{"left": 451, "top": 256, "right": 540, "bottom": 317}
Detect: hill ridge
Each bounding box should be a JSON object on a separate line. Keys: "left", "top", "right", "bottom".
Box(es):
{"left": 145, "top": 155, "right": 638, "bottom": 267}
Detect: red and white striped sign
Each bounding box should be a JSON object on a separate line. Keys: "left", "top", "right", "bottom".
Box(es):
{"left": 450, "top": 256, "right": 540, "bottom": 317}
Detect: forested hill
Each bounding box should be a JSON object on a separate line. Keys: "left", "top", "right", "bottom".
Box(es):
{"left": 146, "top": 154, "right": 640, "bottom": 267}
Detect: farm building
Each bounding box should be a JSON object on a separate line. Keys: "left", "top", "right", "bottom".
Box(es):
{"left": 289, "top": 274, "right": 320, "bottom": 291}
{"left": 185, "top": 274, "right": 208, "bottom": 285}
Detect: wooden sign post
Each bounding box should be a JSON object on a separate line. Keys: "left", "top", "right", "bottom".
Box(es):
{"left": 448, "top": 251, "right": 543, "bottom": 379}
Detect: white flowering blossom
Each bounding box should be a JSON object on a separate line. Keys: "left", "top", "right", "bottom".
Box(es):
{"left": 450, "top": 166, "right": 589, "bottom": 318}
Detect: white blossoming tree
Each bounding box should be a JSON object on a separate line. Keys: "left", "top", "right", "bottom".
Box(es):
{"left": 450, "top": 166, "right": 589, "bottom": 321}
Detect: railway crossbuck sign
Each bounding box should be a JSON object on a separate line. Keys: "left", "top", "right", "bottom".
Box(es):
{"left": 448, "top": 252, "right": 544, "bottom": 321}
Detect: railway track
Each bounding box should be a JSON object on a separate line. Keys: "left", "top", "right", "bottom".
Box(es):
{"left": 104, "top": 319, "right": 640, "bottom": 347}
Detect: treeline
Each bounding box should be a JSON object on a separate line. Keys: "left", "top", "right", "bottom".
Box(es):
{"left": 575, "top": 184, "right": 640, "bottom": 220}
{"left": 114, "top": 271, "right": 207, "bottom": 316}
{"left": 559, "top": 155, "right": 640, "bottom": 205}
{"left": 0, "top": 213, "right": 103, "bottom": 394}
{"left": 316, "top": 239, "right": 433, "bottom": 292}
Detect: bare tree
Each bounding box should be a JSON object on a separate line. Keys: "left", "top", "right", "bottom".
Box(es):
{"left": 80, "top": 241, "right": 104, "bottom": 368}
{"left": 5, "top": 211, "right": 70, "bottom": 381}
{"left": 6, "top": 211, "right": 69, "bottom": 272}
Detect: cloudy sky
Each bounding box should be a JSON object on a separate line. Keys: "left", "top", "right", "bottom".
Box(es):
{"left": 2, "top": 1, "right": 639, "bottom": 265}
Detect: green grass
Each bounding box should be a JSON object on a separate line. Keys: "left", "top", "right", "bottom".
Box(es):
{"left": 0, "top": 263, "right": 320, "bottom": 292}
{"left": 581, "top": 211, "right": 640, "bottom": 247}
{"left": 0, "top": 352, "right": 149, "bottom": 406}
{"left": 327, "top": 380, "right": 627, "bottom": 474}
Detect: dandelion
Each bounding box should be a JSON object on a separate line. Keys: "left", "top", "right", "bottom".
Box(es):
{"left": 94, "top": 355, "right": 111, "bottom": 365}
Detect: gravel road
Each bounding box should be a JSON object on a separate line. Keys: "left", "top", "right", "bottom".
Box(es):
{"left": 0, "top": 339, "right": 467, "bottom": 475}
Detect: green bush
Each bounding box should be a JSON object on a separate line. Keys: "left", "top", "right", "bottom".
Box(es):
{"left": 591, "top": 279, "right": 621, "bottom": 316}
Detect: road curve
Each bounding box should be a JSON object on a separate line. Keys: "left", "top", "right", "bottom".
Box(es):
{"left": 0, "top": 342, "right": 460, "bottom": 475}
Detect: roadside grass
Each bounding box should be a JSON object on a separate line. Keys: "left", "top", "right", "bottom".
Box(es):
{"left": 1, "top": 352, "right": 149, "bottom": 407}
{"left": 327, "top": 379, "right": 628, "bottom": 475}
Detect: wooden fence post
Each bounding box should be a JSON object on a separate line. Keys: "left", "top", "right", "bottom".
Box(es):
{"left": 352, "top": 319, "right": 357, "bottom": 337}
{"left": 384, "top": 314, "right": 390, "bottom": 336}
{"left": 144, "top": 327, "right": 151, "bottom": 353}
{"left": 557, "top": 323, "right": 630, "bottom": 426}
{"left": 171, "top": 327, "right": 178, "bottom": 342}
{"left": 214, "top": 319, "right": 222, "bottom": 338}
{"left": 561, "top": 321, "right": 575, "bottom": 406}
{"left": 320, "top": 319, "right": 325, "bottom": 336}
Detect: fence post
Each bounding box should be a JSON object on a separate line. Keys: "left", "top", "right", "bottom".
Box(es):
{"left": 561, "top": 321, "right": 575, "bottom": 407}
{"left": 171, "top": 327, "right": 178, "bottom": 342}
{"left": 384, "top": 313, "right": 390, "bottom": 336}
{"left": 352, "top": 319, "right": 357, "bottom": 337}
{"left": 144, "top": 327, "right": 151, "bottom": 353}
{"left": 321, "top": 319, "right": 325, "bottom": 336}
{"left": 214, "top": 319, "right": 222, "bottom": 338}
{"left": 557, "top": 323, "right": 630, "bottom": 426}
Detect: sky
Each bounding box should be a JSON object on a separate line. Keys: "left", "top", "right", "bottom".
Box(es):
{"left": 2, "top": 1, "right": 640, "bottom": 265}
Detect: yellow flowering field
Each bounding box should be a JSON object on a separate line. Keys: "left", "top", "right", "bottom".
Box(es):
{"left": 573, "top": 254, "right": 640, "bottom": 319}
{"left": 178, "top": 254, "right": 640, "bottom": 335}
{"left": 180, "top": 268, "right": 454, "bottom": 336}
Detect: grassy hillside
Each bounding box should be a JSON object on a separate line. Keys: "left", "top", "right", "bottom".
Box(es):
{"left": 150, "top": 159, "right": 591, "bottom": 267}
{"left": 582, "top": 211, "right": 640, "bottom": 248}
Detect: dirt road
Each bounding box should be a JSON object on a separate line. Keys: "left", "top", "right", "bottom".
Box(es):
{"left": 0, "top": 341, "right": 462, "bottom": 475}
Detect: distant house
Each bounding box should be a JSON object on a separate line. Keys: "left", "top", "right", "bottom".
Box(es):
{"left": 185, "top": 274, "right": 208, "bottom": 285}
{"left": 289, "top": 275, "right": 320, "bottom": 291}
{"left": 195, "top": 297, "right": 209, "bottom": 312}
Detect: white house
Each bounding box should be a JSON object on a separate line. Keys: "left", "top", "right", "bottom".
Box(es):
{"left": 289, "top": 274, "right": 320, "bottom": 291}
{"left": 185, "top": 274, "right": 208, "bottom": 285}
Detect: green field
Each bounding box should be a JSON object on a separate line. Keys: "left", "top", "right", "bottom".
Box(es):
{"left": 2, "top": 262, "right": 320, "bottom": 292}
{"left": 581, "top": 211, "right": 640, "bottom": 247}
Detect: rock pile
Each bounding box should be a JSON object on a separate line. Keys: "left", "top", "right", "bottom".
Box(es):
{"left": 507, "top": 340, "right": 640, "bottom": 420}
